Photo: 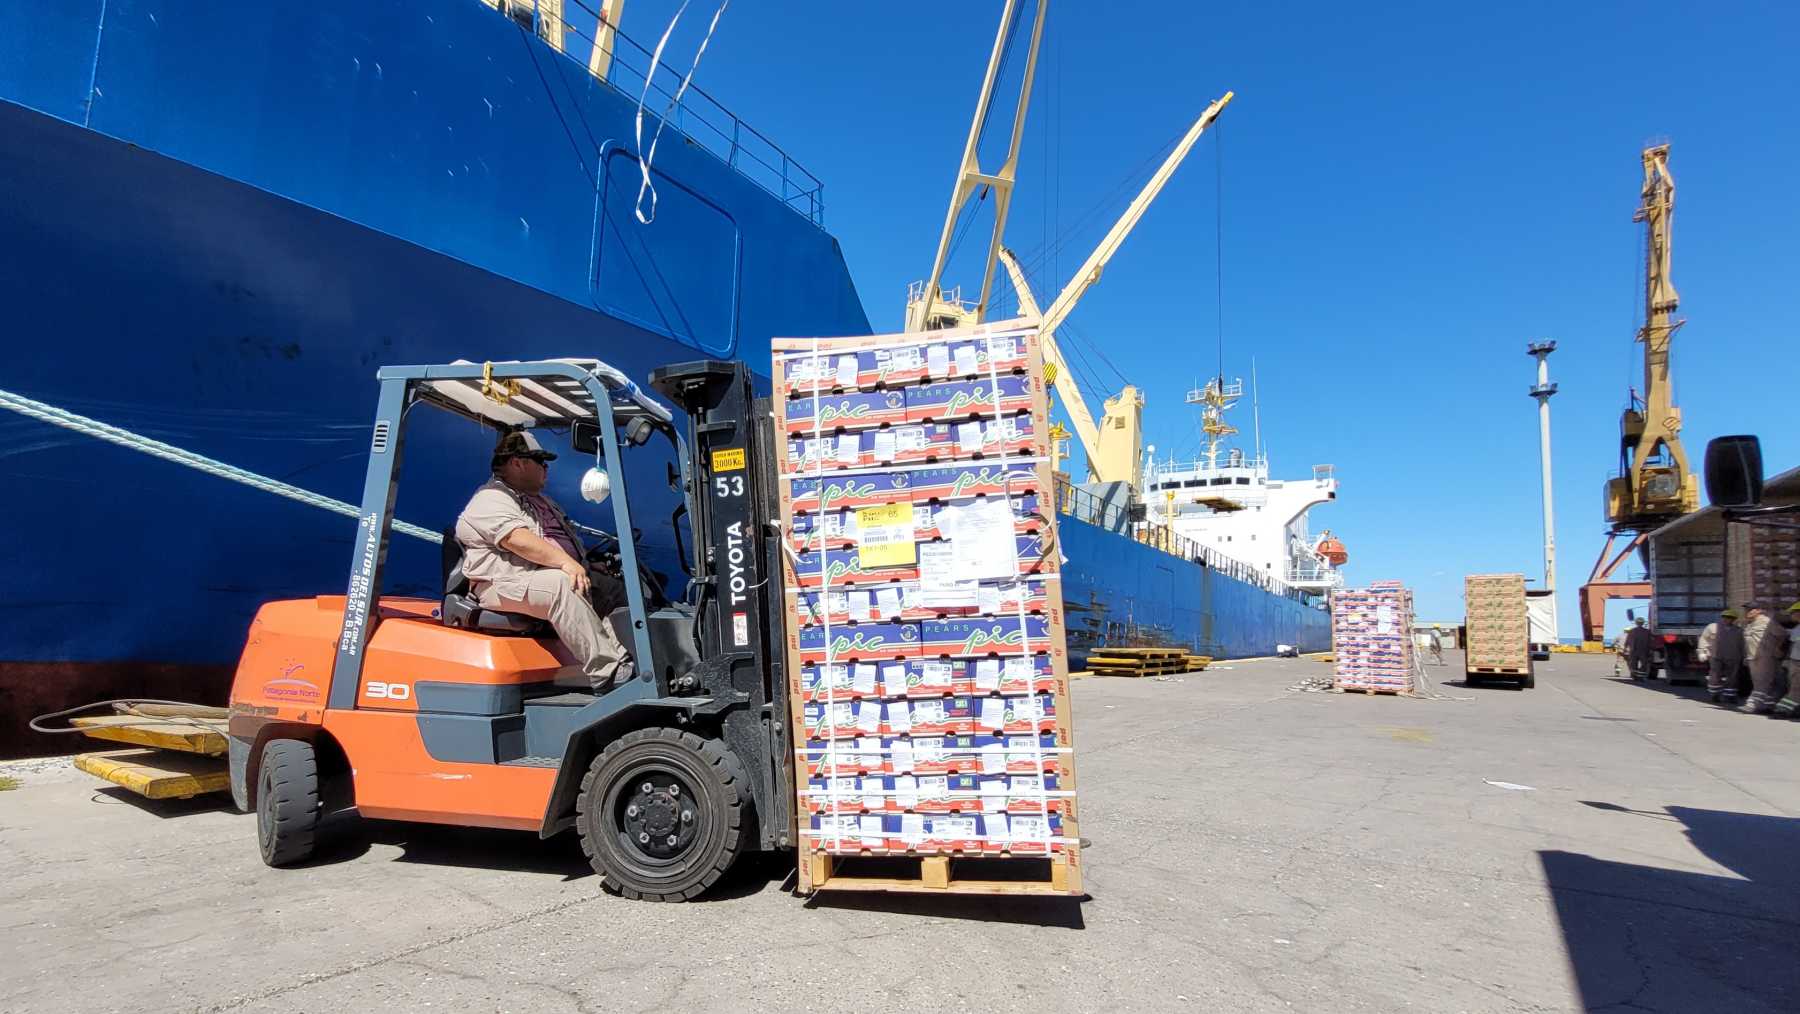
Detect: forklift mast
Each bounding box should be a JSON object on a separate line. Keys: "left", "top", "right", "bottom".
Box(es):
{"left": 650, "top": 360, "right": 795, "bottom": 850}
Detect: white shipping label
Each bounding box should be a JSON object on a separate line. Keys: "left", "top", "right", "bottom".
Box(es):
{"left": 927, "top": 343, "right": 950, "bottom": 378}
{"left": 876, "top": 586, "right": 902, "bottom": 617}
{"left": 819, "top": 701, "right": 854, "bottom": 728}
{"left": 986, "top": 812, "right": 1010, "bottom": 841}
{"left": 835, "top": 355, "right": 859, "bottom": 387}
{"left": 978, "top": 697, "right": 1006, "bottom": 730}
{"left": 1004, "top": 656, "right": 1034, "bottom": 680}
{"left": 980, "top": 742, "right": 1007, "bottom": 773}
{"left": 885, "top": 700, "right": 911, "bottom": 733}
{"left": 949, "top": 498, "right": 1019, "bottom": 581}
{"left": 858, "top": 814, "right": 886, "bottom": 845}
{"left": 857, "top": 736, "right": 883, "bottom": 768}
{"left": 889, "top": 741, "right": 915, "bottom": 773}
{"left": 956, "top": 420, "right": 983, "bottom": 452}
{"left": 893, "top": 347, "right": 924, "bottom": 371}
{"left": 987, "top": 336, "right": 1017, "bottom": 361}
{"left": 895, "top": 425, "right": 929, "bottom": 452}
{"left": 953, "top": 344, "right": 979, "bottom": 375}
{"left": 979, "top": 777, "right": 1007, "bottom": 799}
{"left": 861, "top": 778, "right": 886, "bottom": 810}
{"left": 856, "top": 700, "right": 882, "bottom": 732}
{"left": 893, "top": 774, "right": 919, "bottom": 809}
{"left": 848, "top": 590, "right": 873, "bottom": 621}
{"left": 1011, "top": 814, "right": 1051, "bottom": 841}
{"left": 1009, "top": 775, "right": 1043, "bottom": 807}
{"left": 918, "top": 542, "right": 979, "bottom": 605}
{"left": 1006, "top": 738, "right": 1036, "bottom": 768}
{"left": 936, "top": 815, "right": 977, "bottom": 838}
{"left": 1376, "top": 604, "right": 1395, "bottom": 635}
{"left": 975, "top": 658, "right": 1002, "bottom": 691}
{"left": 830, "top": 775, "right": 858, "bottom": 797}
{"left": 912, "top": 736, "right": 946, "bottom": 762}
{"left": 872, "top": 429, "right": 897, "bottom": 462}
{"left": 911, "top": 699, "right": 946, "bottom": 725}
{"left": 900, "top": 812, "right": 926, "bottom": 844}
{"left": 917, "top": 775, "right": 950, "bottom": 801}
{"left": 852, "top": 663, "right": 877, "bottom": 695}
{"left": 879, "top": 661, "right": 907, "bottom": 696}
{"left": 919, "top": 660, "right": 954, "bottom": 689}
{"left": 978, "top": 584, "right": 1003, "bottom": 616}
{"left": 835, "top": 433, "right": 860, "bottom": 464}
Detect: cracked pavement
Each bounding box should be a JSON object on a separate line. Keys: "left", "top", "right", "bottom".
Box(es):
{"left": 2, "top": 652, "right": 1796, "bottom": 1013}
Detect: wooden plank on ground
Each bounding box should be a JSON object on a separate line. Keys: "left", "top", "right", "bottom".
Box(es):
{"left": 73, "top": 749, "right": 229, "bottom": 799}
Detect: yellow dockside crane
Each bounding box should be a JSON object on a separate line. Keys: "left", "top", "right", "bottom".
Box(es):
{"left": 1579, "top": 143, "right": 1700, "bottom": 641}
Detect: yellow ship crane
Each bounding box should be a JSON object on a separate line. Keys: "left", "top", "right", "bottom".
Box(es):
{"left": 1579, "top": 143, "right": 1701, "bottom": 641}
{"left": 902, "top": 0, "right": 1231, "bottom": 489}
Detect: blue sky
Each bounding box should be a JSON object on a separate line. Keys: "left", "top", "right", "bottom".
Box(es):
{"left": 633, "top": 0, "right": 1796, "bottom": 633}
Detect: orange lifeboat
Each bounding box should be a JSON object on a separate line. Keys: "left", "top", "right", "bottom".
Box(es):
{"left": 1315, "top": 531, "right": 1348, "bottom": 566}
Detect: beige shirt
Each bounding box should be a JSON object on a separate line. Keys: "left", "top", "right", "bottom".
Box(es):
{"left": 454, "top": 477, "right": 584, "bottom": 596}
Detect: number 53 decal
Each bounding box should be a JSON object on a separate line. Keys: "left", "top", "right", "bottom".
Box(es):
{"left": 713, "top": 475, "right": 744, "bottom": 497}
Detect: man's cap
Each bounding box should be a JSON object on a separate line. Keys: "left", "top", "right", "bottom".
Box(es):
{"left": 494, "top": 430, "right": 557, "bottom": 462}
{"left": 1634, "top": 618, "right": 1646, "bottom": 625}
{"left": 1722, "top": 608, "right": 1741, "bottom": 619}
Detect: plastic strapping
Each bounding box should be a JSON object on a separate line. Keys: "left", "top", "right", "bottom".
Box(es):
{"left": 804, "top": 336, "right": 846, "bottom": 851}
{"left": 980, "top": 328, "right": 1054, "bottom": 848}
{"left": 632, "top": 0, "right": 732, "bottom": 225}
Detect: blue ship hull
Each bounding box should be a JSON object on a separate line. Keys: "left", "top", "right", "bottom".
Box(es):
{"left": 1, "top": 0, "right": 1323, "bottom": 756}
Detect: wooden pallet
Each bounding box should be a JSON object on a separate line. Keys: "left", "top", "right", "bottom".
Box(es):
{"left": 1086, "top": 645, "right": 1207, "bottom": 678}
{"left": 806, "top": 851, "right": 1081, "bottom": 896}
{"left": 1338, "top": 686, "right": 1409, "bottom": 696}
{"left": 1468, "top": 665, "right": 1529, "bottom": 676}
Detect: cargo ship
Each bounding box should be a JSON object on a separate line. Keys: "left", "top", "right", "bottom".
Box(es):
{"left": 1, "top": 0, "right": 1325, "bottom": 756}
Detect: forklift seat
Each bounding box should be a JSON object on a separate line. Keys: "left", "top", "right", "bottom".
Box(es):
{"left": 439, "top": 526, "right": 550, "bottom": 637}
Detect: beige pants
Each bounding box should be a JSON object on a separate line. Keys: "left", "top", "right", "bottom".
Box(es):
{"left": 480, "top": 569, "right": 629, "bottom": 687}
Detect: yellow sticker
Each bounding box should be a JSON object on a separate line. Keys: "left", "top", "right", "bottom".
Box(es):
{"left": 855, "top": 502, "right": 917, "bottom": 568}
{"left": 711, "top": 447, "right": 746, "bottom": 472}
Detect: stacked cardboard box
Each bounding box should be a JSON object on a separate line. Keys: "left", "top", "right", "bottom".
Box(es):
{"left": 1464, "top": 573, "right": 1529, "bottom": 671}
{"left": 1331, "top": 581, "right": 1415, "bottom": 692}
{"left": 772, "top": 320, "right": 1081, "bottom": 894}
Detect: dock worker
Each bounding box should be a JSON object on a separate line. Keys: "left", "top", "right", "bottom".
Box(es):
{"left": 1739, "top": 606, "right": 1774, "bottom": 712}
{"left": 1701, "top": 609, "right": 1745, "bottom": 704}
{"left": 1776, "top": 604, "right": 1800, "bottom": 719}
{"left": 455, "top": 431, "right": 634, "bottom": 693}
{"left": 1742, "top": 604, "right": 1794, "bottom": 714}
{"left": 1428, "top": 626, "right": 1445, "bottom": 666}
{"left": 1623, "top": 618, "right": 1654, "bottom": 681}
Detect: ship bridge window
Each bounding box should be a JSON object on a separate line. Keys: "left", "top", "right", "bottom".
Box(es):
{"left": 1210, "top": 477, "right": 1229, "bottom": 486}
{"left": 1184, "top": 480, "right": 1205, "bottom": 488}
{"left": 597, "top": 151, "right": 741, "bottom": 356}
{"left": 1235, "top": 477, "right": 1251, "bottom": 485}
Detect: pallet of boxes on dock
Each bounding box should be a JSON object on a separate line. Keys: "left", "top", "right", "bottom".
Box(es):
{"left": 1330, "top": 581, "right": 1415, "bottom": 693}
{"left": 772, "top": 319, "right": 1081, "bottom": 897}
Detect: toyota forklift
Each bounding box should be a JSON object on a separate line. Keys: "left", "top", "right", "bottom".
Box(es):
{"left": 226, "top": 358, "right": 791, "bottom": 901}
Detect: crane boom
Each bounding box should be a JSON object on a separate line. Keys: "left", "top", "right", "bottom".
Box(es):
{"left": 998, "top": 247, "right": 1101, "bottom": 462}
{"left": 1603, "top": 143, "right": 1697, "bottom": 529}
{"left": 1036, "top": 91, "right": 1233, "bottom": 334}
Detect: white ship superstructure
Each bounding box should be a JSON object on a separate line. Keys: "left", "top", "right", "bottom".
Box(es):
{"left": 1142, "top": 378, "right": 1346, "bottom": 593}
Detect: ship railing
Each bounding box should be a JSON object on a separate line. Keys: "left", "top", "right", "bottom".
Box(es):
{"left": 1053, "top": 478, "right": 1315, "bottom": 603}
{"left": 491, "top": 0, "right": 827, "bottom": 226}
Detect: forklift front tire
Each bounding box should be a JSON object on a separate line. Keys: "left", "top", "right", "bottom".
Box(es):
{"left": 576, "top": 727, "right": 748, "bottom": 902}
{"left": 257, "top": 738, "right": 321, "bottom": 867}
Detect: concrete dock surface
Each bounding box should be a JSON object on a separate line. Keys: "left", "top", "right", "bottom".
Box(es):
{"left": 2, "top": 651, "right": 1796, "bottom": 1013}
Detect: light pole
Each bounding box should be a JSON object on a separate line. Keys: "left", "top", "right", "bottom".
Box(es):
{"left": 1527, "top": 341, "right": 1558, "bottom": 594}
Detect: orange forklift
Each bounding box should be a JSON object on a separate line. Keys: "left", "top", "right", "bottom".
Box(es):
{"left": 227, "top": 358, "right": 791, "bottom": 901}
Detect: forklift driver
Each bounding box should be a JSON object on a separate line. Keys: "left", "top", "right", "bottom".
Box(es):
{"left": 454, "top": 431, "right": 634, "bottom": 692}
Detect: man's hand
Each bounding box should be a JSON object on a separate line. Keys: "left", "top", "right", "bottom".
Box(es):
{"left": 560, "top": 559, "right": 591, "bottom": 596}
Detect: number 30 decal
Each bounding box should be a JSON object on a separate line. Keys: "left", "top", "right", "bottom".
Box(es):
{"left": 365, "top": 681, "right": 410, "bottom": 701}
{"left": 713, "top": 475, "right": 744, "bottom": 497}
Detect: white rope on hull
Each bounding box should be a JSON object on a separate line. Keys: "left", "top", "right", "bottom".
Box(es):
{"left": 0, "top": 388, "right": 442, "bottom": 544}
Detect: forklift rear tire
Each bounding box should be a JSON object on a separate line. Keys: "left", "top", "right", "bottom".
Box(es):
{"left": 257, "top": 739, "right": 321, "bottom": 867}
{"left": 576, "top": 727, "right": 748, "bottom": 902}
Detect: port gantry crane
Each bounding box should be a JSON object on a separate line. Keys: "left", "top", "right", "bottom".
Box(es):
{"left": 1579, "top": 143, "right": 1701, "bottom": 641}
{"left": 903, "top": 0, "right": 1231, "bottom": 493}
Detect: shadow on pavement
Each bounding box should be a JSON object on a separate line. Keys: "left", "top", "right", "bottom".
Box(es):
{"left": 303, "top": 811, "right": 789, "bottom": 900}
{"left": 88, "top": 785, "right": 238, "bottom": 818}
{"left": 1539, "top": 805, "right": 1800, "bottom": 1013}
{"left": 804, "top": 888, "right": 1087, "bottom": 929}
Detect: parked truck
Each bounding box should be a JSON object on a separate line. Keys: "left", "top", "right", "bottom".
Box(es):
{"left": 1465, "top": 573, "right": 1533, "bottom": 689}
{"left": 1647, "top": 465, "right": 1800, "bottom": 681}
